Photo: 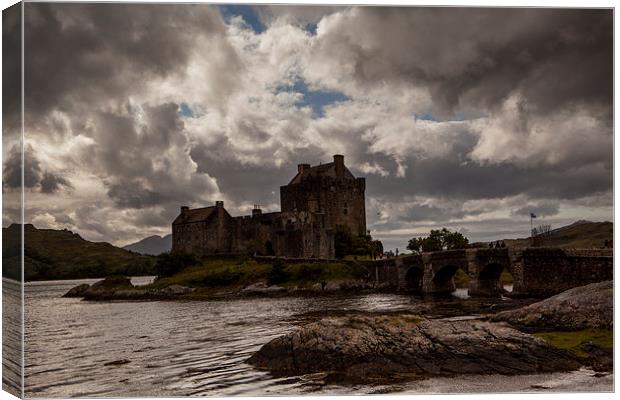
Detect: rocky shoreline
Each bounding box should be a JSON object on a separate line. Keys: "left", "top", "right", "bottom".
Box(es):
{"left": 63, "top": 276, "right": 389, "bottom": 301}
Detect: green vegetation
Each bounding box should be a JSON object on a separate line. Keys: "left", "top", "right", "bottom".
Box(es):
{"left": 3, "top": 224, "right": 155, "bottom": 281}
{"left": 453, "top": 269, "right": 470, "bottom": 288}
{"left": 534, "top": 329, "right": 613, "bottom": 357}
{"left": 145, "top": 257, "right": 368, "bottom": 291}
{"left": 334, "top": 225, "right": 383, "bottom": 259}
{"left": 407, "top": 228, "right": 469, "bottom": 253}
{"left": 500, "top": 271, "right": 513, "bottom": 285}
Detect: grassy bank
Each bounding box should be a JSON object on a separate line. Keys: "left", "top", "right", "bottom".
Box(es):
{"left": 533, "top": 329, "right": 613, "bottom": 357}
{"left": 144, "top": 257, "right": 368, "bottom": 292}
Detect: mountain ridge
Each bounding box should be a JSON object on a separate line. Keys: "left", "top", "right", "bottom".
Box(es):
{"left": 123, "top": 234, "right": 172, "bottom": 255}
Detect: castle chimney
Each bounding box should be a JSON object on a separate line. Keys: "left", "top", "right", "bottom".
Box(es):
{"left": 181, "top": 206, "right": 189, "bottom": 214}
{"left": 298, "top": 163, "right": 310, "bottom": 174}
{"left": 333, "top": 154, "right": 344, "bottom": 177}
{"left": 215, "top": 201, "right": 224, "bottom": 208}
{"left": 252, "top": 204, "right": 262, "bottom": 217}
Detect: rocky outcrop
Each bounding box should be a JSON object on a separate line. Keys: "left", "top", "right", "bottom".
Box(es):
{"left": 62, "top": 283, "right": 90, "bottom": 297}
{"left": 63, "top": 277, "right": 195, "bottom": 301}
{"left": 491, "top": 280, "right": 612, "bottom": 331}
{"left": 247, "top": 315, "right": 581, "bottom": 381}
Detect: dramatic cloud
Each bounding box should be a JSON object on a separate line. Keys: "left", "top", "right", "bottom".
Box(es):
{"left": 3, "top": 145, "right": 71, "bottom": 193}
{"left": 7, "top": 4, "right": 611, "bottom": 249}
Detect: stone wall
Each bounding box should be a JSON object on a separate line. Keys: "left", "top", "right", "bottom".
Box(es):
{"left": 518, "top": 248, "right": 613, "bottom": 297}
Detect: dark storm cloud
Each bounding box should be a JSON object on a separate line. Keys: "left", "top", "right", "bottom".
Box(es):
{"left": 3, "top": 145, "right": 40, "bottom": 189}
{"left": 400, "top": 203, "right": 472, "bottom": 223}
{"left": 3, "top": 4, "right": 22, "bottom": 133}
{"left": 365, "top": 152, "right": 611, "bottom": 202}
{"left": 106, "top": 180, "right": 164, "bottom": 209}
{"left": 23, "top": 3, "right": 232, "bottom": 118}
{"left": 3, "top": 145, "right": 71, "bottom": 193}
{"left": 512, "top": 202, "right": 560, "bottom": 218}
{"left": 316, "top": 8, "right": 612, "bottom": 117}
{"left": 40, "top": 172, "right": 72, "bottom": 194}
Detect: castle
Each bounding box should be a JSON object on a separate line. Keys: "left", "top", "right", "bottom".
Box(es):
{"left": 172, "top": 155, "right": 366, "bottom": 259}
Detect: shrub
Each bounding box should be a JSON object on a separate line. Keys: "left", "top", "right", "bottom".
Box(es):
{"left": 268, "top": 259, "right": 290, "bottom": 285}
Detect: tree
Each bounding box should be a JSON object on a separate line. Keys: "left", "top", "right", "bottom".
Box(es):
{"left": 334, "top": 225, "right": 385, "bottom": 259}
{"left": 407, "top": 228, "right": 469, "bottom": 253}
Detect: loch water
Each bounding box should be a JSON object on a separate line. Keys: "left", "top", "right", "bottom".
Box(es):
{"left": 8, "top": 278, "right": 612, "bottom": 397}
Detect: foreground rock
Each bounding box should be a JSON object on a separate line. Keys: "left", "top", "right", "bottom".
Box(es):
{"left": 247, "top": 315, "right": 581, "bottom": 381}
{"left": 491, "top": 280, "right": 612, "bottom": 331}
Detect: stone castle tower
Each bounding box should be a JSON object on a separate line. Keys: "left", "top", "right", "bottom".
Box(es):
{"left": 280, "top": 154, "right": 366, "bottom": 235}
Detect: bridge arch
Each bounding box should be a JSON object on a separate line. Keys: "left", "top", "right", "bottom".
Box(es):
{"left": 469, "top": 261, "right": 510, "bottom": 297}
{"left": 403, "top": 266, "right": 424, "bottom": 292}
{"left": 478, "top": 262, "right": 504, "bottom": 280}
{"left": 429, "top": 264, "right": 467, "bottom": 295}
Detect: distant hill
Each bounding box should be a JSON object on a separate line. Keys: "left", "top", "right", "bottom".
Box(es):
{"left": 123, "top": 234, "right": 172, "bottom": 256}
{"left": 502, "top": 220, "right": 613, "bottom": 249}
{"left": 2, "top": 224, "right": 155, "bottom": 281}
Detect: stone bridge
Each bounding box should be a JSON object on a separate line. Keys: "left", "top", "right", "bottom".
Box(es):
{"left": 359, "top": 247, "right": 613, "bottom": 297}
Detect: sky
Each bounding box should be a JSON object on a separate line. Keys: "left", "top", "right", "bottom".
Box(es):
{"left": 2, "top": 4, "right": 613, "bottom": 251}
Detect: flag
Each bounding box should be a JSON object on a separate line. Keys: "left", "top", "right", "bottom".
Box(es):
{"left": 530, "top": 213, "right": 537, "bottom": 219}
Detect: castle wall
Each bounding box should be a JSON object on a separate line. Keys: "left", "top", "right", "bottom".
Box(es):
{"left": 231, "top": 211, "right": 334, "bottom": 259}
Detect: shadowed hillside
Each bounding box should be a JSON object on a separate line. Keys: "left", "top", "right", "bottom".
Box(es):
{"left": 2, "top": 224, "right": 155, "bottom": 281}
{"left": 503, "top": 221, "right": 613, "bottom": 249}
